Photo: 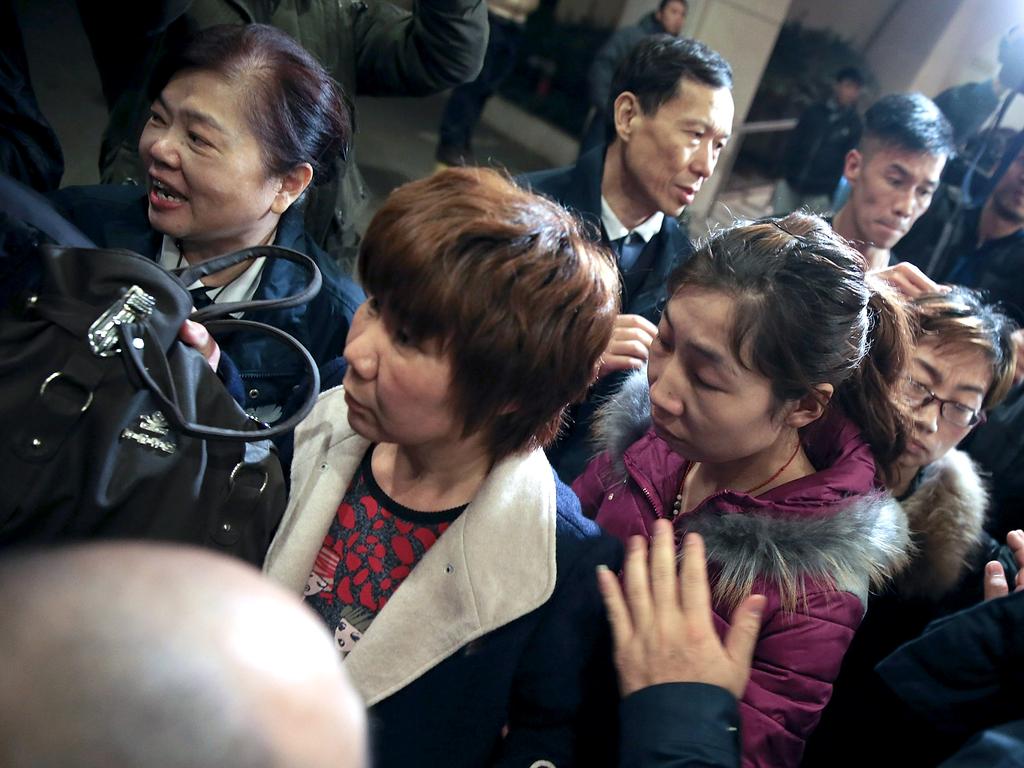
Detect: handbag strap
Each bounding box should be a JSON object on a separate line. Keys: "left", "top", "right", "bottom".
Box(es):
{"left": 118, "top": 320, "right": 321, "bottom": 441}
{"left": 174, "top": 245, "right": 323, "bottom": 321}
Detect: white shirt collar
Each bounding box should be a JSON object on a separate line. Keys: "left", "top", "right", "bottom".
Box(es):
{"left": 600, "top": 196, "right": 665, "bottom": 243}
{"left": 159, "top": 235, "right": 267, "bottom": 308}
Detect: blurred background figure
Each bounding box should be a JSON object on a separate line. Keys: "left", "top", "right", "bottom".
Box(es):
{"left": 578, "top": 0, "right": 688, "bottom": 156}
{"left": 435, "top": 0, "right": 541, "bottom": 168}
{"left": 771, "top": 66, "right": 863, "bottom": 215}
{"left": 934, "top": 25, "right": 1024, "bottom": 150}
{"left": 0, "top": 542, "right": 367, "bottom": 768}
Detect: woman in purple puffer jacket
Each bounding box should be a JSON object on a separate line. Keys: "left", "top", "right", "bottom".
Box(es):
{"left": 574, "top": 213, "right": 913, "bottom": 767}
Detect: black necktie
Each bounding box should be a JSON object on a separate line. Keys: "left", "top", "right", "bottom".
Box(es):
{"left": 190, "top": 287, "right": 214, "bottom": 310}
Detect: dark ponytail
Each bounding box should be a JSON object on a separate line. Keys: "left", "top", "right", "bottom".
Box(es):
{"left": 835, "top": 281, "right": 913, "bottom": 483}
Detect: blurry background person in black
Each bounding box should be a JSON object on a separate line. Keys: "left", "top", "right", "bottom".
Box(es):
{"left": 772, "top": 67, "right": 863, "bottom": 216}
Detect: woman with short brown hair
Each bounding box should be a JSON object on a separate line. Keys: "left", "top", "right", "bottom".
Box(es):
{"left": 266, "top": 168, "right": 623, "bottom": 767}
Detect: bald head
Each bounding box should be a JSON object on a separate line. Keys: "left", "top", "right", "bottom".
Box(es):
{"left": 0, "top": 544, "right": 366, "bottom": 768}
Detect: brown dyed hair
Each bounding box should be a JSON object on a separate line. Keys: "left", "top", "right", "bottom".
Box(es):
{"left": 667, "top": 212, "right": 914, "bottom": 483}
{"left": 358, "top": 168, "right": 621, "bottom": 461}
{"left": 151, "top": 24, "right": 351, "bottom": 185}
{"left": 912, "top": 287, "right": 1018, "bottom": 410}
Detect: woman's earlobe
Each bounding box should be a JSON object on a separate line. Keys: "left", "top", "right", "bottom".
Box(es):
{"left": 786, "top": 384, "right": 834, "bottom": 429}
{"left": 271, "top": 163, "right": 314, "bottom": 214}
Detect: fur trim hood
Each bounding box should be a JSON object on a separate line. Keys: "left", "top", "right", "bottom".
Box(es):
{"left": 586, "top": 371, "right": 911, "bottom": 610}
{"left": 894, "top": 449, "right": 989, "bottom": 600}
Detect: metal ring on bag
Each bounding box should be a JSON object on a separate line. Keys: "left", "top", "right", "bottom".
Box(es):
{"left": 39, "top": 371, "right": 94, "bottom": 413}
{"left": 229, "top": 462, "right": 269, "bottom": 495}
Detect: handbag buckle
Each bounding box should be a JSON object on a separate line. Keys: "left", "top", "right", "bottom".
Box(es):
{"left": 88, "top": 285, "right": 157, "bottom": 357}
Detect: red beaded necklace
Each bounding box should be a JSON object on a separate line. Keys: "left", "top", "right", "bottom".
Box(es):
{"left": 670, "top": 440, "right": 802, "bottom": 518}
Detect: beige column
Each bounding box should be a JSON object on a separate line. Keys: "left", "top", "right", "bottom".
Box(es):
{"left": 687, "top": 0, "right": 794, "bottom": 220}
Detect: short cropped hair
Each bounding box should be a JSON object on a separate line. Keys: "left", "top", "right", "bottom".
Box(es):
{"left": 861, "top": 93, "right": 954, "bottom": 159}
{"left": 151, "top": 24, "right": 351, "bottom": 186}
{"left": 835, "top": 66, "right": 865, "bottom": 86}
{"left": 658, "top": 0, "right": 688, "bottom": 12}
{"left": 912, "top": 287, "right": 1018, "bottom": 410}
{"left": 608, "top": 36, "right": 733, "bottom": 122}
{"left": 358, "top": 168, "right": 621, "bottom": 461}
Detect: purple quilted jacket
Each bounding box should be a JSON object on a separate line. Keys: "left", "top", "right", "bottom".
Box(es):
{"left": 572, "top": 373, "right": 910, "bottom": 768}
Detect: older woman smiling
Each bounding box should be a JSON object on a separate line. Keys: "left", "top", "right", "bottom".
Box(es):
{"left": 52, "top": 24, "right": 364, "bottom": 417}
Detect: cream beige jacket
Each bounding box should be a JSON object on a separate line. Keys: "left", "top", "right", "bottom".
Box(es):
{"left": 264, "top": 387, "right": 560, "bottom": 707}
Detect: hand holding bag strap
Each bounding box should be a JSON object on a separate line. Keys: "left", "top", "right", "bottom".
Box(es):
{"left": 174, "top": 246, "right": 323, "bottom": 321}
{"left": 118, "top": 320, "right": 321, "bottom": 441}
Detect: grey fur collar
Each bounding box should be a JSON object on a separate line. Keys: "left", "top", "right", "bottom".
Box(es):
{"left": 683, "top": 493, "right": 910, "bottom": 611}
{"left": 894, "top": 449, "right": 988, "bottom": 600}
{"left": 591, "top": 369, "right": 653, "bottom": 477}
{"left": 593, "top": 371, "right": 911, "bottom": 610}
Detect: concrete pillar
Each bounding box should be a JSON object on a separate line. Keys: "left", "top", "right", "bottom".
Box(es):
{"left": 687, "top": 0, "right": 794, "bottom": 219}
{"left": 861, "top": 0, "right": 963, "bottom": 94}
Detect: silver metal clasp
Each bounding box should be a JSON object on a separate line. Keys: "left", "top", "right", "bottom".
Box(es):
{"left": 88, "top": 285, "right": 156, "bottom": 357}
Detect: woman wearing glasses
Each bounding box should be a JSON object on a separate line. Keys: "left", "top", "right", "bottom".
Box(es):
{"left": 804, "top": 286, "right": 1019, "bottom": 766}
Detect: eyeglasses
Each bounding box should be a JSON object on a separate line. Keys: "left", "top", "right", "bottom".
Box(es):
{"left": 904, "top": 378, "right": 986, "bottom": 428}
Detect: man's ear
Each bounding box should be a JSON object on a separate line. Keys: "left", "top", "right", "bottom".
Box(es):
{"left": 613, "top": 91, "right": 642, "bottom": 143}
{"left": 271, "top": 162, "right": 314, "bottom": 214}
{"left": 784, "top": 384, "right": 835, "bottom": 429}
{"left": 843, "top": 148, "right": 862, "bottom": 184}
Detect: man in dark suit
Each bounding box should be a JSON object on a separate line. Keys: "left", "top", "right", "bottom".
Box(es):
{"left": 521, "top": 36, "right": 734, "bottom": 481}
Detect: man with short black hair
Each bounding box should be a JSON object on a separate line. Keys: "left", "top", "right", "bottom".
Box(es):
{"left": 523, "top": 35, "right": 733, "bottom": 481}
{"left": 831, "top": 92, "right": 954, "bottom": 271}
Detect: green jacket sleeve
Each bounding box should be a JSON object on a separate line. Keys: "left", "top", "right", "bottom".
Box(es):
{"left": 353, "top": 0, "right": 489, "bottom": 97}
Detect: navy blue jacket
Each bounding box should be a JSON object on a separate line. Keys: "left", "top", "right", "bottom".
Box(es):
{"left": 867, "top": 590, "right": 1024, "bottom": 765}
{"left": 621, "top": 683, "right": 741, "bottom": 767}
{"left": 50, "top": 185, "right": 365, "bottom": 412}
{"left": 520, "top": 148, "right": 692, "bottom": 481}
{"left": 366, "top": 479, "right": 624, "bottom": 767}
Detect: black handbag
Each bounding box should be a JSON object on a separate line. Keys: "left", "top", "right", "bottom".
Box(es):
{"left": 0, "top": 184, "right": 322, "bottom": 565}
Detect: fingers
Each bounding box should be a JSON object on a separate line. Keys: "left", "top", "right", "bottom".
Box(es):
{"left": 872, "top": 263, "right": 945, "bottom": 299}
{"left": 724, "top": 594, "right": 765, "bottom": 676}
{"left": 606, "top": 339, "right": 652, "bottom": 363}
{"left": 984, "top": 561, "right": 1009, "bottom": 601}
{"left": 648, "top": 519, "right": 679, "bottom": 612}
{"left": 1008, "top": 529, "right": 1024, "bottom": 566}
{"left": 1008, "top": 530, "right": 1024, "bottom": 589}
{"left": 179, "top": 319, "right": 220, "bottom": 371}
{"left": 598, "top": 315, "right": 660, "bottom": 379}
{"left": 616, "top": 313, "right": 659, "bottom": 341}
{"left": 596, "top": 564, "right": 632, "bottom": 650}
{"left": 598, "top": 354, "right": 647, "bottom": 379}
{"left": 622, "top": 535, "right": 654, "bottom": 632}
{"left": 678, "top": 532, "right": 713, "bottom": 627}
